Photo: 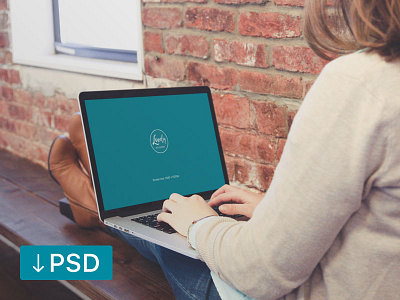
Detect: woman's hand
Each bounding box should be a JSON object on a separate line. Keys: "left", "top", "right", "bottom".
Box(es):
{"left": 208, "top": 185, "right": 265, "bottom": 218}
{"left": 157, "top": 193, "right": 218, "bottom": 237}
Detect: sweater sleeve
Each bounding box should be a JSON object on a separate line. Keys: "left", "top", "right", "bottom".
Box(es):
{"left": 195, "top": 62, "right": 390, "bottom": 299}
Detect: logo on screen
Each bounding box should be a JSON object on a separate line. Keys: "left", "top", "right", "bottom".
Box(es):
{"left": 150, "top": 129, "right": 169, "bottom": 153}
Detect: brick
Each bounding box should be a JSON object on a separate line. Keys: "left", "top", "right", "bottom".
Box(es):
{"left": 274, "top": 0, "right": 334, "bottom": 6}
{"left": 256, "top": 163, "right": 275, "bottom": 190}
{"left": 9, "top": 69, "right": 21, "bottom": 84}
{"left": 165, "top": 33, "right": 209, "bottom": 58}
{"left": 240, "top": 70, "right": 303, "bottom": 99}
{"left": 55, "top": 93, "right": 77, "bottom": 114}
{"left": 27, "top": 143, "right": 48, "bottom": 164}
{"left": 214, "top": 39, "right": 268, "bottom": 68}
{"left": 186, "top": 7, "right": 235, "bottom": 32}
{"left": 213, "top": 93, "right": 250, "bottom": 129}
{"left": 0, "top": 68, "right": 8, "bottom": 81}
{"left": 0, "top": 31, "right": 9, "bottom": 47}
{"left": 0, "top": 51, "right": 12, "bottom": 64}
{"left": 226, "top": 157, "right": 275, "bottom": 190}
{"left": 164, "top": 0, "right": 207, "bottom": 2}
{"left": 52, "top": 93, "right": 71, "bottom": 114}
{"left": 143, "top": 31, "right": 163, "bottom": 53}
{"left": 272, "top": 46, "right": 329, "bottom": 74}
{"left": 0, "top": 0, "right": 7, "bottom": 10}
{"left": 31, "top": 108, "right": 53, "bottom": 127}
{"left": 0, "top": 131, "right": 28, "bottom": 154}
{"left": 37, "top": 128, "right": 59, "bottom": 146}
{"left": 253, "top": 100, "right": 288, "bottom": 137}
{"left": 274, "top": 0, "right": 304, "bottom": 6}
{"left": 223, "top": 154, "right": 235, "bottom": 182}
{"left": 69, "top": 99, "right": 80, "bottom": 113}
{"left": 2, "top": 85, "right": 14, "bottom": 100}
{"left": 54, "top": 114, "right": 70, "bottom": 132}
{"left": 0, "top": 12, "right": 7, "bottom": 30}
{"left": 142, "top": 7, "right": 182, "bottom": 29}
{"left": 303, "top": 79, "right": 315, "bottom": 97}
{"left": 276, "top": 138, "right": 286, "bottom": 161}
{"left": 0, "top": 99, "right": 7, "bottom": 116}
{"left": 0, "top": 117, "right": 14, "bottom": 132}
{"left": 43, "top": 94, "right": 59, "bottom": 113}
{"left": 8, "top": 104, "right": 29, "bottom": 121}
{"left": 287, "top": 110, "right": 297, "bottom": 131}
{"left": 0, "top": 69, "right": 21, "bottom": 84}
{"left": 145, "top": 55, "right": 186, "bottom": 81}
{"left": 14, "top": 89, "right": 33, "bottom": 105}
{"left": 215, "top": 0, "right": 266, "bottom": 3}
{"left": 53, "top": 93, "right": 67, "bottom": 114}
{"left": 61, "top": 97, "right": 78, "bottom": 115}
{"left": 33, "top": 92, "right": 47, "bottom": 108}
{"left": 239, "top": 12, "right": 301, "bottom": 38}
{"left": 188, "top": 62, "right": 238, "bottom": 90}
{"left": 0, "top": 129, "right": 7, "bottom": 147}
{"left": 0, "top": 129, "right": 6, "bottom": 147}
{"left": 14, "top": 120, "right": 38, "bottom": 139}
{"left": 234, "top": 157, "right": 251, "bottom": 184}
{"left": 0, "top": 116, "right": 7, "bottom": 129}
{"left": 220, "top": 128, "right": 276, "bottom": 163}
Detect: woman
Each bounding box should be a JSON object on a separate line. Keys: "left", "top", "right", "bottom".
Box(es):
{"left": 49, "top": 0, "right": 400, "bottom": 298}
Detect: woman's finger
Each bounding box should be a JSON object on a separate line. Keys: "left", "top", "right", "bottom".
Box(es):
{"left": 210, "top": 185, "right": 229, "bottom": 200}
{"left": 208, "top": 191, "right": 245, "bottom": 207}
{"left": 219, "top": 203, "right": 251, "bottom": 217}
{"left": 157, "top": 212, "right": 173, "bottom": 224}
{"left": 210, "top": 184, "right": 235, "bottom": 200}
{"left": 169, "top": 193, "right": 186, "bottom": 203}
{"left": 162, "top": 199, "right": 178, "bottom": 212}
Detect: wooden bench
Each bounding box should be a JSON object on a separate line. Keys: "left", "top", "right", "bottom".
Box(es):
{"left": 0, "top": 149, "right": 175, "bottom": 300}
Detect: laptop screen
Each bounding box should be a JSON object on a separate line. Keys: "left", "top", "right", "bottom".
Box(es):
{"left": 84, "top": 91, "right": 226, "bottom": 212}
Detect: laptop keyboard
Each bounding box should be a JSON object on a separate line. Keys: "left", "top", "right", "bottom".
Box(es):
{"left": 132, "top": 214, "right": 176, "bottom": 234}
{"left": 131, "top": 207, "right": 242, "bottom": 234}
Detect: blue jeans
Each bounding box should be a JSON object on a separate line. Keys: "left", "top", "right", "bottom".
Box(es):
{"left": 107, "top": 226, "right": 221, "bottom": 300}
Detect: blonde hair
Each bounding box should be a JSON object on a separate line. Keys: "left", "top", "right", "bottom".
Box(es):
{"left": 304, "top": 0, "right": 400, "bottom": 61}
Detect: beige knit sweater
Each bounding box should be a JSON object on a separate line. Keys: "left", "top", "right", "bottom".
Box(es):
{"left": 195, "top": 51, "right": 400, "bottom": 300}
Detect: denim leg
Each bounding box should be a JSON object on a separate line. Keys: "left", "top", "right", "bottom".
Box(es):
{"left": 106, "top": 226, "right": 158, "bottom": 264}
{"left": 157, "top": 245, "right": 221, "bottom": 300}
{"left": 106, "top": 226, "right": 221, "bottom": 300}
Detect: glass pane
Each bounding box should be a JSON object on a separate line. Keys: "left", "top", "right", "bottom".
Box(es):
{"left": 58, "top": 0, "right": 138, "bottom": 51}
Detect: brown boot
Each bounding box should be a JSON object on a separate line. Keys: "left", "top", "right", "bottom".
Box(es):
{"left": 48, "top": 135, "right": 101, "bottom": 228}
{"left": 68, "top": 112, "right": 91, "bottom": 176}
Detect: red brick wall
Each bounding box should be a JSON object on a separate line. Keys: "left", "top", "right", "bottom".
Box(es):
{"left": 142, "top": 0, "right": 328, "bottom": 190}
{"left": 0, "top": 1, "right": 70, "bottom": 164}
{"left": 0, "top": 0, "right": 329, "bottom": 192}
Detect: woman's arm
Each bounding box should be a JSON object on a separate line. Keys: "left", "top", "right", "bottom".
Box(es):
{"left": 194, "top": 62, "right": 390, "bottom": 299}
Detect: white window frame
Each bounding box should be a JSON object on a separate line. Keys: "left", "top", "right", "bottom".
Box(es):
{"left": 9, "top": 0, "right": 143, "bottom": 81}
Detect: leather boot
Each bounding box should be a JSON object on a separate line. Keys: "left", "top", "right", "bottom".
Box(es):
{"left": 68, "top": 112, "right": 91, "bottom": 176}
{"left": 48, "top": 135, "right": 101, "bottom": 228}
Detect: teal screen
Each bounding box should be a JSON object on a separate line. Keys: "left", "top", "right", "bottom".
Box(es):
{"left": 85, "top": 93, "right": 226, "bottom": 211}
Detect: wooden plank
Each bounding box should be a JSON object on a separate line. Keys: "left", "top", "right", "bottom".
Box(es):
{"left": 0, "top": 240, "right": 82, "bottom": 300}
{"left": 0, "top": 149, "right": 64, "bottom": 206}
{"left": 0, "top": 178, "right": 174, "bottom": 300}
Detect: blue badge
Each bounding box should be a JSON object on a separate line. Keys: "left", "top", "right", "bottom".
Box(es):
{"left": 20, "top": 245, "right": 112, "bottom": 280}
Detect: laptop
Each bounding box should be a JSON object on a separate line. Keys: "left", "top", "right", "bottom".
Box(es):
{"left": 79, "top": 86, "right": 229, "bottom": 259}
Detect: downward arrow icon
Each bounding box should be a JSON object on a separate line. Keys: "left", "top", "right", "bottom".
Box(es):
{"left": 33, "top": 254, "right": 44, "bottom": 272}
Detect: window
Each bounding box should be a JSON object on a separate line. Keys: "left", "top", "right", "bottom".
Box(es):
{"left": 53, "top": 0, "right": 138, "bottom": 63}
{"left": 9, "top": 0, "right": 143, "bottom": 80}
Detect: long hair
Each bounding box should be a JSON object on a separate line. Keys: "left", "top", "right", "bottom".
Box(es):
{"left": 303, "top": 0, "right": 400, "bottom": 61}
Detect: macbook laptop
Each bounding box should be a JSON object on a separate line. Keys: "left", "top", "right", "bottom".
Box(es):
{"left": 79, "top": 86, "right": 229, "bottom": 259}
